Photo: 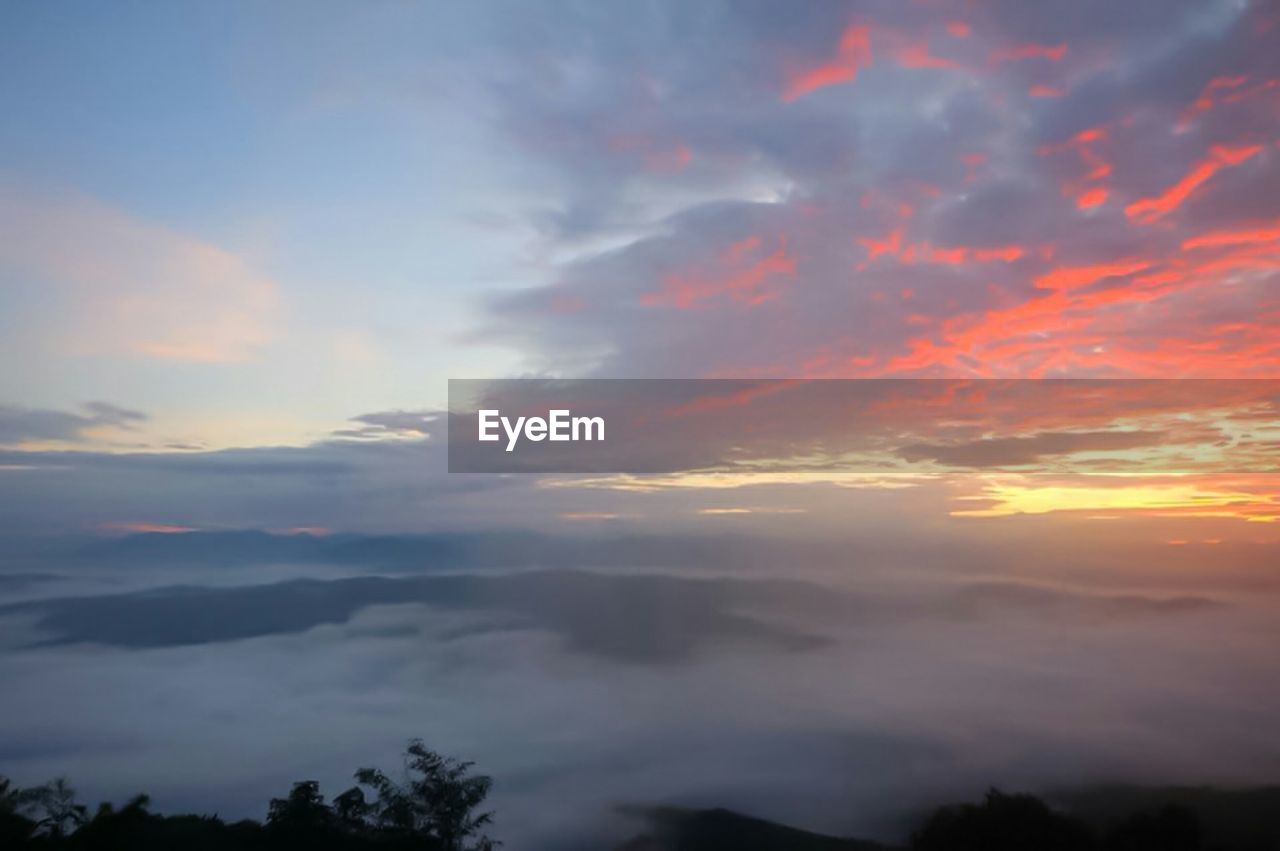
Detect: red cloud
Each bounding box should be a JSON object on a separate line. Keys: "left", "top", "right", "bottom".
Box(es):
{"left": 641, "top": 236, "right": 796, "bottom": 309}
{"left": 1075, "top": 187, "right": 1108, "bottom": 209}
{"left": 1126, "top": 144, "right": 1263, "bottom": 224}
{"left": 782, "top": 25, "right": 871, "bottom": 101}
{"left": 990, "top": 42, "right": 1067, "bottom": 63}
{"left": 1183, "top": 218, "right": 1280, "bottom": 250}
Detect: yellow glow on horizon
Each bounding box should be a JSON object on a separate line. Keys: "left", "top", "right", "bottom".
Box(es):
{"left": 957, "top": 481, "right": 1278, "bottom": 521}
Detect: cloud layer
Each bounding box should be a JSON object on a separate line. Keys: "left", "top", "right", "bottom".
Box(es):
{"left": 475, "top": 0, "right": 1279, "bottom": 379}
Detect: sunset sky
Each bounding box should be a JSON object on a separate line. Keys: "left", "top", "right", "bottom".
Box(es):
{"left": 2, "top": 2, "right": 1279, "bottom": 848}
{"left": 1, "top": 0, "right": 1276, "bottom": 532}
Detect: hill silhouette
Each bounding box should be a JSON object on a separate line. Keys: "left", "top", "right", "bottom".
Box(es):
{"left": 615, "top": 786, "right": 1279, "bottom": 851}
{"left": 6, "top": 749, "right": 1277, "bottom": 850}
{"left": 616, "top": 806, "right": 893, "bottom": 850}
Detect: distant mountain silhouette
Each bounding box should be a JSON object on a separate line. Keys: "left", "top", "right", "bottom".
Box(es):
{"left": 616, "top": 806, "right": 895, "bottom": 850}
{"left": 616, "top": 785, "right": 1280, "bottom": 851}
{"left": 2, "top": 569, "right": 830, "bottom": 663}
{"left": 77, "top": 529, "right": 792, "bottom": 571}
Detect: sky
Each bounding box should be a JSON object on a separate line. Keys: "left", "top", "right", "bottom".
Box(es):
{"left": 1, "top": 1, "right": 1280, "bottom": 848}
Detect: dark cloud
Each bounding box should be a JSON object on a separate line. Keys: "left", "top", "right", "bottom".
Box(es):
{"left": 896, "top": 429, "right": 1167, "bottom": 468}
{"left": 0, "top": 573, "right": 57, "bottom": 592}
{"left": 333, "top": 410, "right": 440, "bottom": 440}
{"left": 0, "top": 553, "right": 1222, "bottom": 657}
{"left": 0, "top": 401, "right": 146, "bottom": 445}
{"left": 2, "top": 569, "right": 830, "bottom": 663}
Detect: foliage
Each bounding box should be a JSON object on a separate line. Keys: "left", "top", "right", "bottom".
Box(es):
{"left": 350, "top": 739, "right": 495, "bottom": 851}
{"left": 0, "top": 739, "right": 497, "bottom": 851}
{"left": 911, "top": 789, "right": 1095, "bottom": 851}
{"left": 0, "top": 761, "right": 1222, "bottom": 851}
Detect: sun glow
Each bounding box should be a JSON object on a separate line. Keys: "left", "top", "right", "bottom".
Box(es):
{"left": 956, "top": 479, "right": 1279, "bottom": 521}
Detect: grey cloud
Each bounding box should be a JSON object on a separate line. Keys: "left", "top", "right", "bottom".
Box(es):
{"left": 896, "top": 429, "right": 1167, "bottom": 468}
{"left": 80, "top": 401, "right": 147, "bottom": 425}
{"left": 0, "top": 401, "right": 147, "bottom": 445}
{"left": 335, "top": 409, "right": 440, "bottom": 439}
{"left": 981, "top": 0, "right": 1241, "bottom": 44}
{"left": 0, "top": 530, "right": 1265, "bottom": 849}
{"left": 2, "top": 569, "right": 830, "bottom": 663}
{"left": 941, "top": 581, "right": 1222, "bottom": 620}
{"left": 0, "top": 559, "right": 1222, "bottom": 656}
{"left": 0, "top": 435, "right": 514, "bottom": 536}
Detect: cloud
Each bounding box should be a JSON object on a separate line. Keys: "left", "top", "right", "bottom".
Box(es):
{"left": 332, "top": 410, "right": 440, "bottom": 440}
{"left": 941, "top": 580, "right": 1222, "bottom": 619}
{"left": 2, "top": 5, "right": 1280, "bottom": 847}
{"left": 0, "top": 189, "right": 277, "bottom": 362}
{"left": 896, "top": 429, "right": 1168, "bottom": 468}
{"left": 0, "top": 401, "right": 147, "bottom": 446}
{"left": 0, "top": 545, "right": 1260, "bottom": 848}
{"left": 2, "top": 569, "right": 832, "bottom": 663}
{"left": 471, "top": 0, "right": 1279, "bottom": 380}
{"left": 1, "top": 379, "right": 1274, "bottom": 532}
{"left": 0, "top": 551, "right": 1224, "bottom": 655}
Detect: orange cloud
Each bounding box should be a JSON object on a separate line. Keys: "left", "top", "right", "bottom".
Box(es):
{"left": 1125, "top": 144, "right": 1263, "bottom": 224}
{"left": 641, "top": 236, "right": 796, "bottom": 309}
{"left": 1040, "top": 127, "right": 1114, "bottom": 211}
{"left": 1177, "top": 76, "right": 1280, "bottom": 128}
{"left": 783, "top": 24, "right": 871, "bottom": 101}
{"left": 1182, "top": 218, "right": 1280, "bottom": 250}
{"left": 1034, "top": 260, "right": 1152, "bottom": 291}
{"left": 1180, "top": 75, "right": 1247, "bottom": 127}
{"left": 858, "top": 221, "right": 1026, "bottom": 267}
{"left": 866, "top": 234, "right": 1280, "bottom": 378}
{"left": 990, "top": 42, "right": 1067, "bottom": 63}
{"left": 893, "top": 41, "right": 964, "bottom": 71}
{"left": 973, "top": 246, "right": 1026, "bottom": 262}
{"left": 858, "top": 227, "right": 904, "bottom": 260}
{"left": 1075, "top": 187, "right": 1108, "bottom": 208}
{"left": 101, "top": 522, "right": 197, "bottom": 534}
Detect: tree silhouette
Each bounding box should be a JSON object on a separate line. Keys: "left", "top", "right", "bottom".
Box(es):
{"left": 0, "top": 739, "right": 497, "bottom": 850}
{"left": 332, "top": 785, "right": 373, "bottom": 832}
{"left": 0, "top": 766, "right": 1224, "bottom": 850}
{"left": 267, "top": 780, "right": 339, "bottom": 849}
{"left": 351, "top": 738, "right": 496, "bottom": 851}
{"left": 912, "top": 788, "right": 1095, "bottom": 851}
{"left": 17, "top": 777, "right": 89, "bottom": 839}
{"left": 268, "top": 780, "right": 332, "bottom": 828}
{"left": 69, "top": 794, "right": 153, "bottom": 847}
{"left": 0, "top": 777, "right": 37, "bottom": 846}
